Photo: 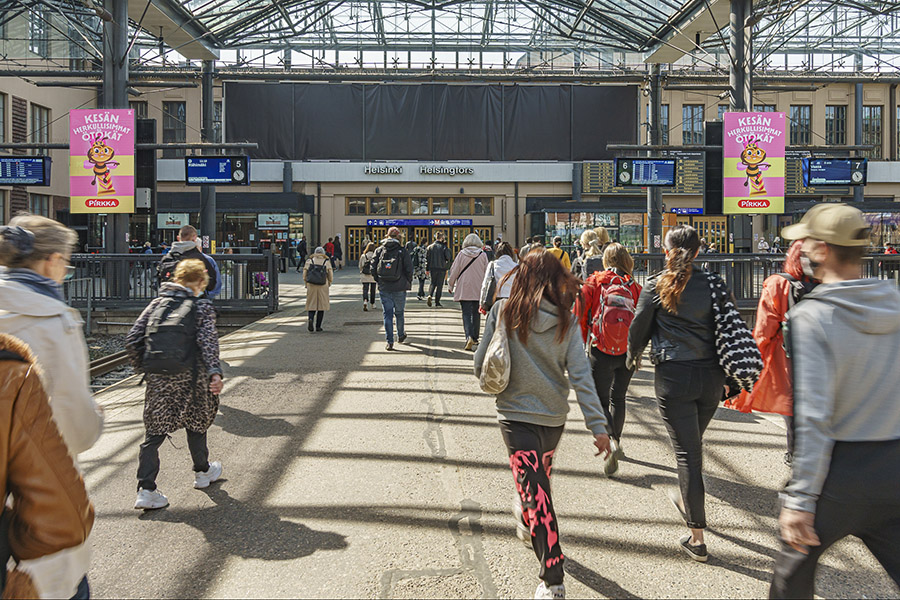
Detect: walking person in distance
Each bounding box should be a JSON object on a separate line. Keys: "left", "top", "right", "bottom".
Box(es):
{"left": 126, "top": 259, "right": 225, "bottom": 510}
{"left": 627, "top": 225, "right": 727, "bottom": 562}
{"left": 547, "top": 236, "right": 571, "bottom": 271}
{"left": 412, "top": 240, "right": 428, "bottom": 300}
{"left": 359, "top": 242, "right": 377, "bottom": 311}
{"left": 303, "top": 246, "right": 334, "bottom": 332}
{"left": 372, "top": 227, "right": 413, "bottom": 351}
{"left": 474, "top": 251, "right": 611, "bottom": 600}
{"left": 448, "top": 233, "right": 489, "bottom": 351}
{"left": 480, "top": 241, "right": 518, "bottom": 314}
{"left": 426, "top": 232, "right": 452, "bottom": 307}
{"left": 577, "top": 243, "right": 642, "bottom": 475}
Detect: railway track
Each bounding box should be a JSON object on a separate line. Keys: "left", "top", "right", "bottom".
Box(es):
{"left": 89, "top": 350, "right": 131, "bottom": 379}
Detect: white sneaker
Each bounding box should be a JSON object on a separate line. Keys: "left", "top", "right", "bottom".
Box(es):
{"left": 134, "top": 488, "right": 169, "bottom": 510}
{"left": 535, "top": 582, "right": 565, "bottom": 599}
{"left": 363, "top": 301, "right": 368, "bottom": 311}
{"left": 514, "top": 501, "right": 532, "bottom": 547}
{"left": 194, "top": 461, "right": 223, "bottom": 489}
{"left": 604, "top": 440, "right": 624, "bottom": 476}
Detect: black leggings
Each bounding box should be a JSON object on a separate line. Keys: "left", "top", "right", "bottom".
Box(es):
{"left": 417, "top": 277, "right": 426, "bottom": 298}
{"left": 137, "top": 430, "right": 209, "bottom": 491}
{"left": 590, "top": 348, "right": 634, "bottom": 441}
{"left": 363, "top": 282, "right": 376, "bottom": 304}
{"left": 308, "top": 311, "right": 324, "bottom": 327}
{"left": 500, "top": 420, "right": 565, "bottom": 586}
{"left": 655, "top": 361, "right": 725, "bottom": 530}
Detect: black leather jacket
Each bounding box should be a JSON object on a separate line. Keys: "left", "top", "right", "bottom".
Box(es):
{"left": 627, "top": 268, "right": 718, "bottom": 367}
{"left": 426, "top": 241, "right": 451, "bottom": 271}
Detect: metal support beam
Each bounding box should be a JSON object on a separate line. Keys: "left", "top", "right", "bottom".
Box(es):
{"left": 729, "top": 0, "right": 752, "bottom": 252}
{"left": 855, "top": 82, "right": 864, "bottom": 203}
{"left": 103, "top": 0, "right": 129, "bottom": 254}
{"left": 200, "top": 59, "right": 217, "bottom": 252}
{"left": 647, "top": 63, "right": 663, "bottom": 254}
{"left": 891, "top": 84, "right": 898, "bottom": 162}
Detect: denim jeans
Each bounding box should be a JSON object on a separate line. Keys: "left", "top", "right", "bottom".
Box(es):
{"left": 459, "top": 300, "right": 481, "bottom": 342}
{"left": 70, "top": 576, "right": 90, "bottom": 600}
{"left": 380, "top": 290, "right": 407, "bottom": 343}
{"left": 654, "top": 361, "right": 725, "bottom": 529}
{"left": 362, "top": 282, "right": 376, "bottom": 304}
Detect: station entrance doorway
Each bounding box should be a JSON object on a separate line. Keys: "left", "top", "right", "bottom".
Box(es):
{"left": 346, "top": 225, "right": 493, "bottom": 263}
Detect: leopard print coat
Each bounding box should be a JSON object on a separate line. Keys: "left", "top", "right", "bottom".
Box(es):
{"left": 126, "top": 284, "right": 222, "bottom": 435}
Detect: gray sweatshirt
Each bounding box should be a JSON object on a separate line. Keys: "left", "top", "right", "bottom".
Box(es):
{"left": 474, "top": 299, "right": 609, "bottom": 436}
{"left": 784, "top": 279, "right": 900, "bottom": 513}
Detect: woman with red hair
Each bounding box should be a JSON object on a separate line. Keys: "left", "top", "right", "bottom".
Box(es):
{"left": 475, "top": 249, "right": 610, "bottom": 600}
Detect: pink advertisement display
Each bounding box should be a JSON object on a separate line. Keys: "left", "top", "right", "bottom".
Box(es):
{"left": 69, "top": 109, "right": 135, "bottom": 213}
{"left": 722, "top": 112, "right": 786, "bottom": 214}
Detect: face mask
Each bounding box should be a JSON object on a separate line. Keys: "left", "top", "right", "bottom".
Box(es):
{"left": 800, "top": 254, "right": 819, "bottom": 278}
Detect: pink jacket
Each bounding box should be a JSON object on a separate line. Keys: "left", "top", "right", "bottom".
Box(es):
{"left": 447, "top": 246, "right": 489, "bottom": 302}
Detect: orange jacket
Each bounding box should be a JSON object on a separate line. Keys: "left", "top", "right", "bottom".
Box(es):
{"left": 727, "top": 241, "right": 813, "bottom": 416}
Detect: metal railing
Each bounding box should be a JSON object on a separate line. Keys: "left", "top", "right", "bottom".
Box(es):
{"left": 629, "top": 253, "right": 900, "bottom": 309}
{"left": 67, "top": 252, "right": 279, "bottom": 312}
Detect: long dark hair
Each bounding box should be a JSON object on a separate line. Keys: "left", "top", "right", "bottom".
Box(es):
{"left": 502, "top": 249, "right": 580, "bottom": 344}
{"left": 657, "top": 225, "right": 701, "bottom": 314}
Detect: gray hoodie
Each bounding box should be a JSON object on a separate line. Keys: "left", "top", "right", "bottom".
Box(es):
{"left": 474, "top": 299, "right": 608, "bottom": 436}
{"left": 784, "top": 279, "right": 900, "bottom": 513}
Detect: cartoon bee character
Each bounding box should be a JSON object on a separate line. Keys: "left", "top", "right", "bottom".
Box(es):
{"left": 737, "top": 136, "right": 771, "bottom": 196}
{"left": 84, "top": 134, "right": 120, "bottom": 195}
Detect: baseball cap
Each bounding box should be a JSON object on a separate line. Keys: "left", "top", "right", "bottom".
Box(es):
{"left": 781, "top": 203, "right": 871, "bottom": 247}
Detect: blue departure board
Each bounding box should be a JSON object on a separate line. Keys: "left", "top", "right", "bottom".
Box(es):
{"left": 801, "top": 158, "right": 867, "bottom": 187}
{"left": 0, "top": 157, "right": 52, "bottom": 185}
{"left": 185, "top": 156, "right": 250, "bottom": 185}
{"left": 615, "top": 158, "right": 677, "bottom": 186}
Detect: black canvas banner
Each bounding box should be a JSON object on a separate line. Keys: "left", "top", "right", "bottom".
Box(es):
{"left": 224, "top": 82, "right": 293, "bottom": 159}
{"left": 502, "top": 85, "right": 572, "bottom": 160}
{"left": 434, "top": 84, "right": 502, "bottom": 160}
{"left": 572, "top": 86, "right": 637, "bottom": 160}
{"left": 294, "top": 83, "right": 364, "bottom": 160}
{"left": 364, "top": 84, "right": 434, "bottom": 159}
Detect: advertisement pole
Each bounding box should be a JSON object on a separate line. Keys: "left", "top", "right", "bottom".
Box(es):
{"left": 200, "top": 60, "right": 217, "bottom": 252}
{"left": 102, "top": 0, "right": 129, "bottom": 253}
{"left": 647, "top": 63, "right": 663, "bottom": 255}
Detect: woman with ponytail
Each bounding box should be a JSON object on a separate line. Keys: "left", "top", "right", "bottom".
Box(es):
{"left": 579, "top": 229, "right": 605, "bottom": 280}
{"left": 626, "top": 225, "right": 727, "bottom": 563}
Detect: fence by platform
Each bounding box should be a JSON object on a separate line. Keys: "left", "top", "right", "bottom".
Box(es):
{"left": 630, "top": 253, "right": 900, "bottom": 314}
{"left": 65, "top": 252, "right": 279, "bottom": 313}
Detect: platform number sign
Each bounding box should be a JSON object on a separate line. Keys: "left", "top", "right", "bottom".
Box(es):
{"left": 185, "top": 156, "right": 251, "bottom": 185}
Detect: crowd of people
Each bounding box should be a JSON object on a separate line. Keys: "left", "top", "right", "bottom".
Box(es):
{"left": 0, "top": 205, "right": 898, "bottom": 599}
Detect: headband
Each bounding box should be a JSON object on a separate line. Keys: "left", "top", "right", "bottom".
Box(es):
{"left": 0, "top": 226, "right": 35, "bottom": 255}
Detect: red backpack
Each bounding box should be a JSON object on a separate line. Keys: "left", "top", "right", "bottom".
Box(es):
{"left": 589, "top": 273, "right": 640, "bottom": 356}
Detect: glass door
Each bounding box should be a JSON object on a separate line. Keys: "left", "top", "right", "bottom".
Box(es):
{"left": 451, "top": 227, "right": 472, "bottom": 256}
{"left": 346, "top": 227, "right": 367, "bottom": 262}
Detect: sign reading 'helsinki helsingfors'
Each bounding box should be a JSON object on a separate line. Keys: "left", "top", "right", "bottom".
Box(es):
{"left": 723, "top": 112, "right": 786, "bottom": 215}
{"left": 69, "top": 109, "right": 135, "bottom": 214}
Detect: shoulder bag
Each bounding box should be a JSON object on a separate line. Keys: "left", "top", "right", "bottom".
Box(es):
{"left": 480, "top": 263, "right": 498, "bottom": 312}
{"left": 479, "top": 300, "right": 511, "bottom": 394}
{"left": 708, "top": 273, "right": 763, "bottom": 394}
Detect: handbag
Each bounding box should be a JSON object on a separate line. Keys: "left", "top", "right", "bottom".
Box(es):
{"left": 480, "top": 263, "right": 498, "bottom": 312}
{"left": 708, "top": 273, "right": 762, "bottom": 393}
{"left": 479, "top": 300, "right": 511, "bottom": 394}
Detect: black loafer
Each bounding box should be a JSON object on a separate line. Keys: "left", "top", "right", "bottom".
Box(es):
{"left": 679, "top": 536, "right": 708, "bottom": 562}
{"left": 308, "top": 322, "right": 314, "bottom": 332}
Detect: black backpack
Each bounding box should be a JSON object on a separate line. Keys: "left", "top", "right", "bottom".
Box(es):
{"left": 156, "top": 251, "right": 185, "bottom": 283}
{"left": 141, "top": 296, "right": 198, "bottom": 375}
{"left": 306, "top": 260, "right": 328, "bottom": 285}
{"left": 377, "top": 246, "right": 403, "bottom": 282}
{"left": 361, "top": 255, "right": 373, "bottom": 276}
{"left": 777, "top": 273, "right": 817, "bottom": 310}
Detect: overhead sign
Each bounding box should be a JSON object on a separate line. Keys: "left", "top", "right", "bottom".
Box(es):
{"left": 69, "top": 109, "right": 135, "bottom": 213}
{"left": 185, "top": 156, "right": 249, "bottom": 185}
{"left": 366, "top": 219, "right": 473, "bottom": 227}
{"left": 723, "top": 112, "right": 786, "bottom": 214}
{"left": 157, "top": 213, "right": 190, "bottom": 229}
{"left": 0, "top": 156, "right": 52, "bottom": 185}
{"left": 615, "top": 158, "right": 676, "bottom": 186}
{"left": 802, "top": 158, "right": 867, "bottom": 187}
{"left": 672, "top": 207, "right": 704, "bottom": 215}
{"left": 257, "top": 213, "right": 289, "bottom": 229}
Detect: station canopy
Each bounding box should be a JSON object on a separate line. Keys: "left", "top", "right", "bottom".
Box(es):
{"left": 5, "top": 1, "right": 900, "bottom": 76}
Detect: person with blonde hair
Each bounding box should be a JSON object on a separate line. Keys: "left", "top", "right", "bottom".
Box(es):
{"left": 577, "top": 243, "right": 642, "bottom": 476}
{"left": 0, "top": 214, "right": 103, "bottom": 599}
{"left": 448, "top": 232, "right": 489, "bottom": 350}
{"left": 580, "top": 229, "right": 606, "bottom": 280}
{"left": 126, "top": 258, "right": 224, "bottom": 511}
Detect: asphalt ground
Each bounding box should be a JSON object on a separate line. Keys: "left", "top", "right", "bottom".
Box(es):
{"left": 83, "top": 269, "right": 899, "bottom": 599}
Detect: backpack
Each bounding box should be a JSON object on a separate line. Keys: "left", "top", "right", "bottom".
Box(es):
{"left": 361, "top": 254, "right": 373, "bottom": 276}
{"left": 589, "top": 274, "right": 638, "bottom": 356}
{"left": 777, "top": 273, "right": 817, "bottom": 311}
{"left": 141, "top": 296, "right": 198, "bottom": 375}
{"left": 582, "top": 256, "right": 604, "bottom": 280}
{"left": 377, "top": 245, "right": 403, "bottom": 282}
{"left": 156, "top": 251, "right": 185, "bottom": 283}
{"left": 305, "top": 260, "right": 328, "bottom": 285}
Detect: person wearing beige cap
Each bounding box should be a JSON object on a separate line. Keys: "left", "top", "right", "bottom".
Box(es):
{"left": 770, "top": 204, "right": 900, "bottom": 598}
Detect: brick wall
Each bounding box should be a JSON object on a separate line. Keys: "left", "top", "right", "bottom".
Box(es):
{"left": 9, "top": 96, "right": 28, "bottom": 215}
{"left": 52, "top": 195, "right": 67, "bottom": 219}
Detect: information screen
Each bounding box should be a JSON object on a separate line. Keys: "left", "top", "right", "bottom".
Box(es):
{"left": 615, "top": 158, "right": 676, "bottom": 186}
{"left": 802, "top": 158, "right": 867, "bottom": 187}
{"left": 0, "top": 157, "right": 52, "bottom": 185}
{"left": 185, "top": 156, "right": 249, "bottom": 185}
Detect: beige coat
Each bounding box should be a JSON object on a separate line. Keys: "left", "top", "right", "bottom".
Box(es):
{"left": 303, "top": 253, "right": 334, "bottom": 311}
{"left": 359, "top": 250, "right": 376, "bottom": 284}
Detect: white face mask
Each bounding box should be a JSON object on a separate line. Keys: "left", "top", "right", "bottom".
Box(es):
{"left": 800, "top": 254, "right": 818, "bottom": 278}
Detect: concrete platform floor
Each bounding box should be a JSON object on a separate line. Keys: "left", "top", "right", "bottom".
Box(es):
{"left": 83, "top": 269, "right": 898, "bottom": 599}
